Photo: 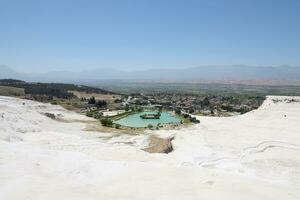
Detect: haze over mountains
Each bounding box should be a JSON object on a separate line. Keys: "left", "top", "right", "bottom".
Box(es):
{"left": 1, "top": 65, "right": 300, "bottom": 84}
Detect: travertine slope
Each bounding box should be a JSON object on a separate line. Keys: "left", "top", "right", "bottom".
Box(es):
{"left": 0, "top": 96, "right": 299, "bottom": 200}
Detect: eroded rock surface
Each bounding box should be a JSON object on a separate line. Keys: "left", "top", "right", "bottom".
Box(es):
{"left": 143, "top": 135, "right": 174, "bottom": 153}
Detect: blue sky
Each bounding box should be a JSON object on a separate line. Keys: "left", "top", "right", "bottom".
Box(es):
{"left": 0, "top": 0, "right": 299, "bottom": 73}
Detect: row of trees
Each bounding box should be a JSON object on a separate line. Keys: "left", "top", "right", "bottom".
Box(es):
{"left": 87, "top": 96, "right": 107, "bottom": 108}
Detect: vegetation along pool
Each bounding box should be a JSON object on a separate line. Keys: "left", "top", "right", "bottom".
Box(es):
{"left": 114, "top": 111, "right": 180, "bottom": 128}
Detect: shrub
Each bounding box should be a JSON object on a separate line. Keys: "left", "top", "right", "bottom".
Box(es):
{"left": 86, "top": 111, "right": 93, "bottom": 117}
{"left": 147, "top": 124, "right": 154, "bottom": 129}
{"left": 182, "top": 113, "right": 189, "bottom": 118}
{"left": 114, "top": 99, "right": 122, "bottom": 103}
{"left": 86, "top": 110, "right": 102, "bottom": 119}
{"left": 50, "top": 100, "right": 58, "bottom": 105}
{"left": 100, "top": 118, "right": 113, "bottom": 127}
{"left": 137, "top": 107, "right": 143, "bottom": 112}
{"left": 190, "top": 116, "right": 200, "bottom": 124}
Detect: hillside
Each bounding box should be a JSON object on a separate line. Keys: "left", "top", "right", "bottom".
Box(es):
{"left": 0, "top": 79, "right": 115, "bottom": 98}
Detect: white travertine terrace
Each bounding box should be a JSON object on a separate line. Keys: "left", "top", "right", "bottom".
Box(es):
{"left": 0, "top": 95, "right": 299, "bottom": 200}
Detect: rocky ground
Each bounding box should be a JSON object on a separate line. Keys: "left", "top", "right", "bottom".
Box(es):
{"left": 0, "top": 95, "right": 299, "bottom": 200}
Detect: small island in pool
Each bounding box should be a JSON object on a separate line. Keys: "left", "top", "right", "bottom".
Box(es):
{"left": 140, "top": 112, "right": 161, "bottom": 119}
{"left": 114, "top": 111, "right": 180, "bottom": 128}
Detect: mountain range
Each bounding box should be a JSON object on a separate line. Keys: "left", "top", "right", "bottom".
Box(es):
{"left": 1, "top": 65, "right": 300, "bottom": 84}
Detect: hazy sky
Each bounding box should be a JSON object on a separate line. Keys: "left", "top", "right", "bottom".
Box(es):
{"left": 1, "top": 0, "right": 300, "bottom": 73}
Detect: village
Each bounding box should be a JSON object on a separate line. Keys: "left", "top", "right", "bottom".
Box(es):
{"left": 85, "top": 92, "right": 266, "bottom": 117}
{"left": 0, "top": 79, "right": 265, "bottom": 129}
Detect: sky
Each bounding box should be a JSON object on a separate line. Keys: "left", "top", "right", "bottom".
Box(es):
{"left": 0, "top": 0, "right": 300, "bottom": 73}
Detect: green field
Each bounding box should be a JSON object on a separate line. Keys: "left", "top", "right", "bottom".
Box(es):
{"left": 91, "top": 82, "right": 300, "bottom": 96}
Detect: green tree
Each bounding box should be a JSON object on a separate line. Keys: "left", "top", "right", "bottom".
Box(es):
{"left": 96, "top": 100, "right": 107, "bottom": 108}
{"left": 202, "top": 97, "right": 210, "bottom": 107}
{"left": 175, "top": 108, "right": 181, "bottom": 115}
{"left": 88, "top": 96, "right": 96, "bottom": 104}
{"left": 125, "top": 104, "right": 130, "bottom": 111}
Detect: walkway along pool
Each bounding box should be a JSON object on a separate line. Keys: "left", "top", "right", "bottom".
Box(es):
{"left": 114, "top": 111, "right": 180, "bottom": 128}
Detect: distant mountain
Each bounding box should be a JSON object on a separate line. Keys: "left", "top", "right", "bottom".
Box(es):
{"left": 0, "top": 65, "right": 22, "bottom": 79}
{"left": 1, "top": 65, "right": 300, "bottom": 83}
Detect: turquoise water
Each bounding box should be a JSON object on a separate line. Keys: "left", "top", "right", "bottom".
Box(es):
{"left": 114, "top": 111, "right": 180, "bottom": 128}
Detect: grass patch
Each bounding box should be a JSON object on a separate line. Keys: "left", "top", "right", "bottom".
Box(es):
{"left": 0, "top": 86, "right": 25, "bottom": 96}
